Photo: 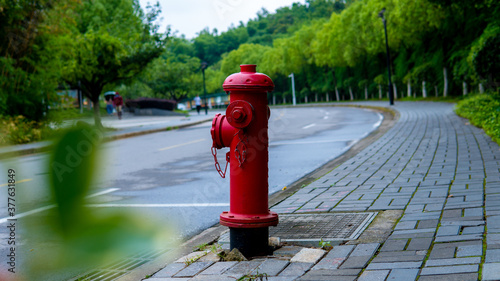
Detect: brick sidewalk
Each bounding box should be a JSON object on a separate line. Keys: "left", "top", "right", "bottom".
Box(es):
{"left": 148, "top": 102, "right": 500, "bottom": 281}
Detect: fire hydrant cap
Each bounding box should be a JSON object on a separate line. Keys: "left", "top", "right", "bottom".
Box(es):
{"left": 223, "top": 64, "right": 274, "bottom": 92}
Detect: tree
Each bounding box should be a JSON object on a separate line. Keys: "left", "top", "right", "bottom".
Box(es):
{"left": 65, "top": 0, "right": 168, "bottom": 129}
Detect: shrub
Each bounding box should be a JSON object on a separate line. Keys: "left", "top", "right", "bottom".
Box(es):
{"left": 455, "top": 92, "right": 500, "bottom": 144}
{"left": 0, "top": 115, "right": 55, "bottom": 145}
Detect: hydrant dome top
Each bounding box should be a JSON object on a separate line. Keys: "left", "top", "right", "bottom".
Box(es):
{"left": 223, "top": 64, "right": 274, "bottom": 92}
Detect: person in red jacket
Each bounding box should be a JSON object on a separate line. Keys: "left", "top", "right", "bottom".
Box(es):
{"left": 113, "top": 92, "right": 124, "bottom": 120}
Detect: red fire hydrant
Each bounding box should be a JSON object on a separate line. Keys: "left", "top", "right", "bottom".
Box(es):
{"left": 211, "top": 64, "right": 278, "bottom": 257}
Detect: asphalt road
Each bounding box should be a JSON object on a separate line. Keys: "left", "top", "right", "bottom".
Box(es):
{"left": 0, "top": 106, "right": 382, "bottom": 279}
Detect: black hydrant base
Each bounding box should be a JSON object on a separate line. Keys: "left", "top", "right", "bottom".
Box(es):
{"left": 230, "top": 227, "right": 270, "bottom": 257}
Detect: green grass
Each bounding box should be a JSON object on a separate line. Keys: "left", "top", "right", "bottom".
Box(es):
{"left": 455, "top": 91, "right": 500, "bottom": 144}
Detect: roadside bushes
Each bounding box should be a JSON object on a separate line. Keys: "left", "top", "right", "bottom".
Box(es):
{"left": 0, "top": 116, "right": 54, "bottom": 145}
{"left": 455, "top": 92, "right": 500, "bottom": 144}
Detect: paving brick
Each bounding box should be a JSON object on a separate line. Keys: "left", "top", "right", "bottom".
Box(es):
{"left": 306, "top": 268, "right": 361, "bottom": 276}
{"left": 406, "top": 238, "right": 432, "bottom": 251}
{"left": 456, "top": 244, "right": 483, "bottom": 257}
{"left": 482, "top": 262, "right": 500, "bottom": 281}
{"left": 357, "top": 270, "right": 390, "bottom": 281}
{"left": 417, "top": 273, "right": 478, "bottom": 281}
{"left": 201, "top": 261, "right": 238, "bottom": 275}
{"left": 434, "top": 234, "right": 482, "bottom": 242}
{"left": 366, "top": 261, "right": 422, "bottom": 270}
{"left": 279, "top": 262, "right": 313, "bottom": 277}
{"left": 174, "top": 261, "right": 214, "bottom": 278}
{"left": 350, "top": 243, "right": 379, "bottom": 257}
{"left": 425, "top": 257, "right": 481, "bottom": 266}
{"left": 340, "top": 255, "right": 372, "bottom": 269}
{"left": 386, "top": 269, "right": 419, "bottom": 281}
{"left": 485, "top": 249, "right": 500, "bottom": 263}
{"left": 190, "top": 275, "right": 235, "bottom": 281}
{"left": 153, "top": 263, "right": 186, "bottom": 277}
{"left": 436, "top": 226, "right": 460, "bottom": 236}
{"left": 252, "top": 259, "right": 289, "bottom": 276}
{"left": 224, "top": 261, "right": 262, "bottom": 278}
{"left": 420, "top": 264, "right": 478, "bottom": 275}
{"left": 291, "top": 248, "right": 326, "bottom": 263}
{"left": 380, "top": 239, "right": 408, "bottom": 252}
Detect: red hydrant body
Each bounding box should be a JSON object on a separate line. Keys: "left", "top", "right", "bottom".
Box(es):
{"left": 211, "top": 64, "right": 278, "bottom": 257}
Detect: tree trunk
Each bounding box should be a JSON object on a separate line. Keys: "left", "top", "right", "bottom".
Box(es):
{"left": 349, "top": 86, "right": 354, "bottom": 100}
{"left": 393, "top": 83, "right": 398, "bottom": 100}
{"left": 92, "top": 99, "right": 103, "bottom": 130}
{"left": 422, "top": 80, "right": 427, "bottom": 98}
{"left": 335, "top": 87, "right": 340, "bottom": 102}
{"left": 435, "top": 85, "right": 439, "bottom": 97}
{"left": 364, "top": 85, "right": 368, "bottom": 100}
{"left": 315, "top": 93, "right": 318, "bottom": 102}
{"left": 305, "top": 95, "right": 308, "bottom": 103}
{"left": 479, "top": 83, "right": 484, "bottom": 93}
{"left": 463, "top": 81, "right": 468, "bottom": 96}
{"left": 443, "top": 67, "right": 448, "bottom": 97}
{"left": 325, "top": 93, "right": 329, "bottom": 102}
{"left": 283, "top": 97, "right": 287, "bottom": 104}
{"left": 407, "top": 80, "right": 412, "bottom": 98}
{"left": 378, "top": 84, "right": 382, "bottom": 99}
{"left": 273, "top": 94, "right": 276, "bottom": 105}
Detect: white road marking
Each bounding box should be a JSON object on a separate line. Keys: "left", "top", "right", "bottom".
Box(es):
{"left": 302, "top": 123, "right": 316, "bottom": 129}
{"left": 86, "top": 203, "right": 229, "bottom": 208}
{"left": 373, "top": 113, "right": 384, "bottom": 129}
{"left": 159, "top": 138, "right": 206, "bottom": 151}
{"left": 0, "top": 188, "right": 120, "bottom": 224}
{"left": 0, "top": 178, "right": 32, "bottom": 187}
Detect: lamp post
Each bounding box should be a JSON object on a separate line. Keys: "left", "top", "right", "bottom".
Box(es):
{"left": 288, "top": 73, "right": 297, "bottom": 106}
{"left": 201, "top": 61, "right": 208, "bottom": 115}
{"left": 378, "top": 8, "right": 394, "bottom": 106}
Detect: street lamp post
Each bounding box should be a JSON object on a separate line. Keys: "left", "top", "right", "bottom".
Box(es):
{"left": 288, "top": 73, "right": 297, "bottom": 106}
{"left": 201, "top": 61, "right": 208, "bottom": 115}
{"left": 378, "top": 8, "right": 394, "bottom": 106}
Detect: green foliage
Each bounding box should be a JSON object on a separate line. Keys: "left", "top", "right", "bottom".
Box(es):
{"left": 319, "top": 239, "right": 332, "bottom": 249}
{"left": 0, "top": 115, "right": 55, "bottom": 145}
{"left": 455, "top": 92, "right": 500, "bottom": 144}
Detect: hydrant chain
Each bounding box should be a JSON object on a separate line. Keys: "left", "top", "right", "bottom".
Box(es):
{"left": 211, "top": 146, "right": 229, "bottom": 178}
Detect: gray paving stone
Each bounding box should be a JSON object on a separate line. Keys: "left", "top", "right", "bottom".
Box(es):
{"left": 386, "top": 269, "right": 418, "bottom": 281}
{"left": 366, "top": 261, "right": 422, "bottom": 270}
{"left": 462, "top": 225, "right": 484, "bottom": 234}
{"left": 224, "top": 261, "right": 262, "bottom": 277}
{"left": 201, "top": 261, "right": 238, "bottom": 275}
{"left": 437, "top": 225, "right": 460, "bottom": 236}
{"left": 485, "top": 249, "right": 500, "bottom": 263}
{"left": 174, "top": 261, "right": 214, "bottom": 278}
{"left": 482, "top": 262, "right": 500, "bottom": 280}
{"left": 394, "top": 220, "right": 417, "bottom": 230}
{"left": 298, "top": 275, "right": 357, "bottom": 281}
{"left": 306, "top": 268, "right": 361, "bottom": 276}
{"left": 350, "top": 243, "right": 379, "bottom": 257}
{"left": 380, "top": 239, "right": 408, "bottom": 252}
{"left": 456, "top": 244, "right": 483, "bottom": 257}
{"left": 252, "top": 259, "right": 289, "bottom": 276}
{"left": 153, "top": 263, "right": 186, "bottom": 277}
{"left": 291, "top": 248, "right": 326, "bottom": 263}
{"left": 417, "top": 273, "right": 478, "bottom": 281}
{"left": 339, "top": 256, "right": 371, "bottom": 269}
{"left": 434, "top": 234, "right": 482, "bottom": 242}
{"left": 406, "top": 238, "right": 432, "bottom": 251}
{"left": 279, "top": 262, "right": 313, "bottom": 277}
{"left": 420, "top": 264, "right": 478, "bottom": 275}
{"left": 425, "top": 257, "right": 481, "bottom": 266}
{"left": 357, "top": 270, "right": 390, "bottom": 281}
{"left": 190, "top": 275, "right": 235, "bottom": 281}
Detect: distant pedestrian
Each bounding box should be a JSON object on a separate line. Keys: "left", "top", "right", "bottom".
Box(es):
{"left": 113, "top": 92, "right": 124, "bottom": 120}
{"left": 194, "top": 95, "right": 202, "bottom": 115}
{"left": 106, "top": 99, "right": 114, "bottom": 115}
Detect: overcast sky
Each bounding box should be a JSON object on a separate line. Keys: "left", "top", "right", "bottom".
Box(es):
{"left": 138, "top": 0, "right": 306, "bottom": 39}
